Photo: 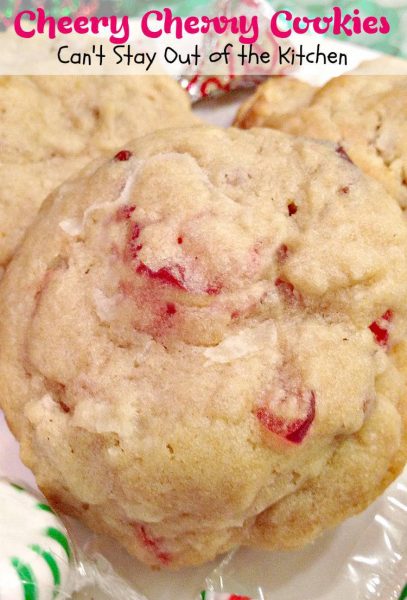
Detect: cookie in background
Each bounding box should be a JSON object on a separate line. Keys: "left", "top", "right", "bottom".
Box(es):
{"left": 0, "top": 75, "right": 199, "bottom": 270}
{"left": 235, "top": 57, "right": 407, "bottom": 208}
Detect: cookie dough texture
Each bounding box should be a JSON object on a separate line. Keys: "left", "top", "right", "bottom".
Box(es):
{"left": 0, "top": 75, "right": 197, "bottom": 267}
{"left": 235, "top": 59, "right": 407, "bottom": 208}
{"left": 1, "top": 127, "right": 407, "bottom": 569}
{"left": 235, "top": 76, "right": 315, "bottom": 130}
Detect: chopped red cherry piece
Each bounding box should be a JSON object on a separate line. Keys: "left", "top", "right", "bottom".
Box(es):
{"left": 114, "top": 149, "right": 132, "bottom": 161}
{"left": 276, "top": 244, "right": 289, "bottom": 263}
{"left": 125, "top": 222, "right": 142, "bottom": 261}
{"left": 275, "top": 277, "right": 302, "bottom": 304}
{"left": 134, "top": 524, "right": 171, "bottom": 565}
{"left": 136, "top": 262, "right": 187, "bottom": 290}
{"left": 166, "top": 302, "right": 177, "bottom": 315}
{"left": 256, "top": 391, "right": 316, "bottom": 444}
{"left": 230, "top": 596, "right": 251, "bottom": 600}
{"left": 206, "top": 282, "right": 222, "bottom": 296}
{"left": 177, "top": 236, "right": 183, "bottom": 244}
{"left": 120, "top": 214, "right": 219, "bottom": 295}
{"left": 58, "top": 400, "right": 70, "bottom": 414}
{"left": 129, "top": 222, "right": 141, "bottom": 241}
{"left": 275, "top": 277, "right": 294, "bottom": 295}
{"left": 369, "top": 309, "right": 393, "bottom": 347}
{"left": 288, "top": 202, "right": 297, "bottom": 216}
{"left": 335, "top": 145, "right": 353, "bottom": 163}
{"left": 116, "top": 204, "right": 136, "bottom": 221}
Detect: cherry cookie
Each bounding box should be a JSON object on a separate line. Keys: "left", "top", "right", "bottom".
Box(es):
{"left": 0, "top": 75, "right": 198, "bottom": 268}
{"left": 1, "top": 126, "right": 407, "bottom": 568}
{"left": 235, "top": 58, "right": 407, "bottom": 209}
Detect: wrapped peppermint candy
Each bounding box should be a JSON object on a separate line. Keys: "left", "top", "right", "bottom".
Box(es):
{"left": 179, "top": 0, "right": 296, "bottom": 101}
{"left": 0, "top": 479, "right": 72, "bottom": 600}
{"left": 0, "top": 478, "right": 149, "bottom": 600}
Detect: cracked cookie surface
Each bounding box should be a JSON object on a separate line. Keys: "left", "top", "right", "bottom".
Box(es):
{"left": 0, "top": 75, "right": 197, "bottom": 267}
{"left": 1, "top": 127, "right": 407, "bottom": 568}
{"left": 235, "top": 59, "right": 407, "bottom": 208}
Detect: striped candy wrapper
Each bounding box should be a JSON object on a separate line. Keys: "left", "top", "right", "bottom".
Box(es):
{"left": 0, "top": 479, "right": 72, "bottom": 600}
{"left": 179, "top": 0, "right": 296, "bottom": 101}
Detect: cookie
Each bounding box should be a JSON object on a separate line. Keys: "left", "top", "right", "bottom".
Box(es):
{"left": 0, "top": 75, "right": 198, "bottom": 267}
{"left": 1, "top": 127, "right": 407, "bottom": 568}
{"left": 235, "top": 76, "right": 315, "bottom": 130}
{"left": 235, "top": 59, "right": 407, "bottom": 208}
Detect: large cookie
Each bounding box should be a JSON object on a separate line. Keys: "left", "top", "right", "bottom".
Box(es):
{"left": 0, "top": 75, "right": 197, "bottom": 267}
{"left": 0, "top": 127, "right": 406, "bottom": 568}
{"left": 235, "top": 59, "right": 407, "bottom": 208}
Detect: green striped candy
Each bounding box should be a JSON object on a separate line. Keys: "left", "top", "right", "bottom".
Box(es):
{"left": 0, "top": 480, "right": 72, "bottom": 600}
{"left": 399, "top": 583, "right": 407, "bottom": 600}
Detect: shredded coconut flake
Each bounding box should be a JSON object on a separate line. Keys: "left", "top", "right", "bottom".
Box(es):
{"left": 24, "top": 394, "right": 57, "bottom": 425}
{"left": 73, "top": 400, "right": 138, "bottom": 437}
{"left": 93, "top": 288, "right": 119, "bottom": 322}
{"left": 204, "top": 322, "right": 277, "bottom": 365}
{"left": 59, "top": 218, "right": 82, "bottom": 236}
{"left": 59, "top": 158, "right": 144, "bottom": 238}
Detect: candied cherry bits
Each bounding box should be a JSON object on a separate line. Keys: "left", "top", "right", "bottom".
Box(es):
{"left": 256, "top": 391, "right": 316, "bottom": 444}
{"left": 124, "top": 221, "right": 142, "bottom": 262}
{"left": 275, "top": 277, "right": 302, "bottom": 304}
{"left": 276, "top": 244, "right": 289, "bottom": 263}
{"left": 369, "top": 309, "right": 393, "bottom": 347}
{"left": 335, "top": 144, "right": 353, "bottom": 164}
{"left": 116, "top": 204, "right": 135, "bottom": 221}
{"left": 117, "top": 205, "right": 222, "bottom": 295}
{"left": 118, "top": 209, "right": 187, "bottom": 290}
{"left": 134, "top": 523, "right": 171, "bottom": 565}
{"left": 136, "top": 262, "right": 187, "bottom": 290}
{"left": 114, "top": 149, "right": 132, "bottom": 162}
{"left": 287, "top": 201, "right": 298, "bottom": 216}
{"left": 166, "top": 302, "right": 177, "bottom": 316}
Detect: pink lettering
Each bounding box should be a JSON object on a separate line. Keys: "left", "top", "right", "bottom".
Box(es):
{"left": 36, "top": 7, "right": 56, "bottom": 39}
{"left": 58, "top": 16, "right": 72, "bottom": 34}
{"left": 141, "top": 9, "right": 164, "bottom": 39}
{"left": 73, "top": 16, "right": 89, "bottom": 35}
{"left": 13, "top": 9, "right": 130, "bottom": 43}
{"left": 379, "top": 16, "right": 390, "bottom": 34}
{"left": 313, "top": 16, "right": 332, "bottom": 35}
{"left": 184, "top": 16, "right": 200, "bottom": 34}
{"left": 352, "top": 9, "right": 362, "bottom": 34}
{"left": 239, "top": 15, "right": 258, "bottom": 43}
{"left": 293, "top": 15, "right": 310, "bottom": 34}
{"left": 332, "top": 6, "right": 353, "bottom": 36}
{"left": 162, "top": 8, "right": 183, "bottom": 39}
{"left": 109, "top": 15, "right": 129, "bottom": 43}
{"left": 270, "top": 10, "right": 292, "bottom": 38}
{"left": 14, "top": 10, "right": 36, "bottom": 38}
{"left": 363, "top": 16, "right": 378, "bottom": 34}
